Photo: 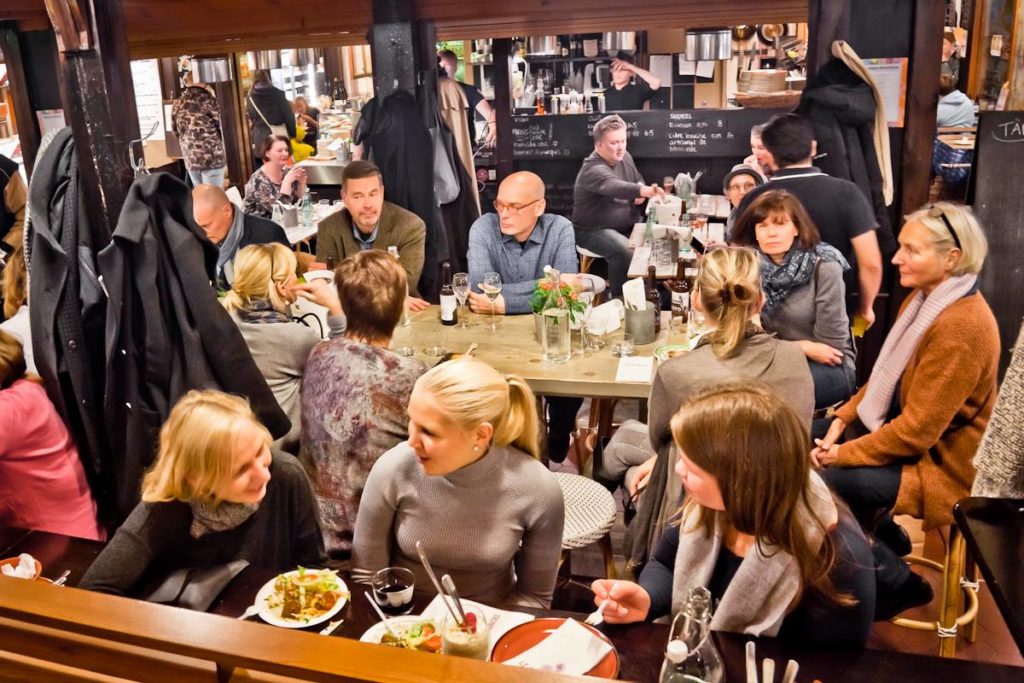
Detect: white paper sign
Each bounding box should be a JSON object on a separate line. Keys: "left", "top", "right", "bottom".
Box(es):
{"left": 616, "top": 356, "right": 655, "bottom": 383}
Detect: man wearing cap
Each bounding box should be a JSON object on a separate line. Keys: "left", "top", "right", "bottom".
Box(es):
{"left": 722, "top": 164, "right": 764, "bottom": 234}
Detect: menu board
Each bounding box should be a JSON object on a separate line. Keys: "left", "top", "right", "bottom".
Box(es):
{"left": 511, "top": 109, "right": 782, "bottom": 160}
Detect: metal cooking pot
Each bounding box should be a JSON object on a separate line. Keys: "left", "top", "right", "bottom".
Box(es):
{"left": 602, "top": 32, "right": 636, "bottom": 54}
{"left": 684, "top": 29, "right": 732, "bottom": 61}
{"left": 527, "top": 35, "right": 559, "bottom": 55}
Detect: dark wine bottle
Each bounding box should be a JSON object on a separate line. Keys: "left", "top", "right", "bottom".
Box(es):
{"left": 440, "top": 261, "right": 457, "bottom": 326}
{"left": 646, "top": 265, "right": 661, "bottom": 333}
{"left": 671, "top": 257, "right": 691, "bottom": 325}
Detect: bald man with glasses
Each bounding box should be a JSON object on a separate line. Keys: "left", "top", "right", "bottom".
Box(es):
{"left": 466, "top": 171, "right": 578, "bottom": 315}
{"left": 466, "top": 170, "right": 582, "bottom": 463}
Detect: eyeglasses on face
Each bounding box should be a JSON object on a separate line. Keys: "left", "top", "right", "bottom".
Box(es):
{"left": 493, "top": 199, "right": 541, "bottom": 216}
{"left": 928, "top": 205, "right": 962, "bottom": 251}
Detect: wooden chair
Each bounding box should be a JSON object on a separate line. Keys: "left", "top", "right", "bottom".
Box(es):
{"left": 890, "top": 524, "right": 980, "bottom": 658}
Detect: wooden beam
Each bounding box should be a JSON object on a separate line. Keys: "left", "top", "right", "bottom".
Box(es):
{"left": 1008, "top": 0, "right": 1024, "bottom": 109}
{"left": 0, "top": 24, "right": 42, "bottom": 175}
{"left": 48, "top": 0, "right": 139, "bottom": 241}
{"left": 491, "top": 38, "right": 514, "bottom": 182}
{"left": 899, "top": 0, "right": 945, "bottom": 217}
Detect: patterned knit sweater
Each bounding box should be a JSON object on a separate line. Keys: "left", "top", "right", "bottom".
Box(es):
{"left": 835, "top": 292, "right": 1000, "bottom": 529}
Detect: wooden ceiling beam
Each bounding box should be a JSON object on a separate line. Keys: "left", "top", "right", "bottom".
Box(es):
{"left": 2, "top": 0, "right": 808, "bottom": 57}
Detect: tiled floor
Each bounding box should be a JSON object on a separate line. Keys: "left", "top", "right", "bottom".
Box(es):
{"left": 550, "top": 428, "right": 1023, "bottom": 668}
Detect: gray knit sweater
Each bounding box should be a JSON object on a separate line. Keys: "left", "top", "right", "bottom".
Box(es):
{"left": 972, "top": 322, "right": 1024, "bottom": 497}
{"left": 760, "top": 259, "right": 857, "bottom": 389}
{"left": 232, "top": 312, "right": 346, "bottom": 452}
{"left": 352, "top": 442, "right": 565, "bottom": 608}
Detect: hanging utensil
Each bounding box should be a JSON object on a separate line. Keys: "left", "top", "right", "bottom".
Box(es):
{"left": 441, "top": 574, "right": 467, "bottom": 625}
{"left": 415, "top": 541, "right": 461, "bottom": 625}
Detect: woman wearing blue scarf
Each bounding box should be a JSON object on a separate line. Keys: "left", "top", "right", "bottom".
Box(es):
{"left": 732, "top": 190, "right": 855, "bottom": 409}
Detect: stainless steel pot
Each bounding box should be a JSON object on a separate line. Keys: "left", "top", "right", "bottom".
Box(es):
{"left": 684, "top": 29, "right": 732, "bottom": 61}
{"left": 527, "top": 35, "right": 559, "bottom": 55}
{"left": 602, "top": 32, "right": 636, "bottom": 54}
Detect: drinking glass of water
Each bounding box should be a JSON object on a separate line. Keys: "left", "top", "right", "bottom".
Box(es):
{"left": 482, "top": 272, "right": 502, "bottom": 331}
{"left": 453, "top": 272, "right": 470, "bottom": 328}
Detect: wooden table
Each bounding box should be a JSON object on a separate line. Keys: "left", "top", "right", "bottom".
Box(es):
{"left": 5, "top": 528, "right": 1023, "bottom": 682}
{"left": 954, "top": 497, "right": 1024, "bottom": 654}
{"left": 390, "top": 306, "right": 684, "bottom": 401}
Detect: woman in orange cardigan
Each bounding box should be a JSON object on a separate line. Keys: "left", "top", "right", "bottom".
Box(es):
{"left": 811, "top": 202, "right": 999, "bottom": 620}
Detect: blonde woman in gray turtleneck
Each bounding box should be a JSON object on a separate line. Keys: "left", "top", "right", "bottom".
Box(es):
{"left": 352, "top": 358, "right": 564, "bottom": 608}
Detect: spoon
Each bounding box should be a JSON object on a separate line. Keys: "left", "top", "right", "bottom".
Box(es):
{"left": 415, "top": 541, "right": 461, "bottom": 625}
{"left": 50, "top": 570, "right": 71, "bottom": 587}
{"left": 465, "top": 343, "right": 479, "bottom": 357}
{"left": 364, "top": 591, "right": 399, "bottom": 639}
{"left": 441, "top": 574, "right": 467, "bottom": 625}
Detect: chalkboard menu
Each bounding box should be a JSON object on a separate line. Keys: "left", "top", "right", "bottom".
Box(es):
{"left": 511, "top": 109, "right": 782, "bottom": 160}
{"left": 971, "top": 111, "right": 1024, "bottom": 377}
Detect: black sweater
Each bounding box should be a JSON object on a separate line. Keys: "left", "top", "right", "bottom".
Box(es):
{"left": 80, "top": 453, "right": 326, "bottom": 596}
{"left": 640, "top": 512, "right": 876, "bottom": 646}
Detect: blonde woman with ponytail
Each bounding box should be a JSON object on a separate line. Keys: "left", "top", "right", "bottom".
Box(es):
{"left": 352, "top": 358, "right": 564, "bottom": 608}
{"left": 600, "top": 247, "right": 814, "bottom": 573}
{"left": 222, "top": 243, "right": 344, "bottom": 452}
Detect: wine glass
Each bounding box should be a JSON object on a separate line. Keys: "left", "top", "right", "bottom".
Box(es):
{"left": 452, "top": 272, "right": 470, "bottom": 328}
{"left": 482, "top": 272, "right": 502, "bottom": 331}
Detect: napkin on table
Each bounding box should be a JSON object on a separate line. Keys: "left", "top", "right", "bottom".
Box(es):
{"left": 585, "top": 300, "right": 624, "bottom": 336}
{"left": 621, "top": 277, "right": 647, "bottom": 312}
{"left": 502, "top": 618, "right": 613, "bottom": 676}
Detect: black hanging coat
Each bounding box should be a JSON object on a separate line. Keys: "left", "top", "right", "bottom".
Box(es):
{"left": 27, "top": 128, "right": 112, "bottom": 513}
{"left": 98, "top": 173, "right": 290, "bottom": 521}
{"left": 797, "top": 59, "right": 897, "bottom": 255}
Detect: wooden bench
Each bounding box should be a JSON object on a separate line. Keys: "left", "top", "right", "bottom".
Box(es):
{"left": 0, "top": 577, "right": 591, "bottom": 682}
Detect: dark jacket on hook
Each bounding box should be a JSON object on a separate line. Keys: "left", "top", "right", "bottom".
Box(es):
{"left": 797, "top": 59, "right": 896, "bottom": 255}
{"left": 27, "top": 128, "right": 112, "bottom": 515}
{"left": 98, "top": 173, "right": 290, "bottom": 522}
{"left": 354, "top": 91, "right": 440, "bottom": 296}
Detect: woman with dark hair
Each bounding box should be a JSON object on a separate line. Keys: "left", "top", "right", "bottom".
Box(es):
{"left": 300, "top": 250, "right": 427, "bottom": 559}
{"left": 243, "top": 134, "right": 307, "bottom": 219}
{"left": 246, "top": 69, "right": 296, "bottom": 164}
{"left": 731, "top": 189, "right": 855, "bottom": 408}
{"left": 594, "top": 383, "right": 875, "bottom": 646}
{"left": 0, "top": 329, "right": 103, "bottom": 540}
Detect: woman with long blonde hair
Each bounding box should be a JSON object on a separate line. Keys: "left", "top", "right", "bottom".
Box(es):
{"left": 593, "top": 384, "right": 874, "bottom": 645}
{"left": 352, "top": 358, "right": 564, "bottom": 608}
{"left": 80, "top": 389, "right": 325, "bottom": 597}
{"left": 599, "top": 247, "right": 814, "bottom": 573}
{"left": 222, "top": 243, "right": 344, "bottom": 452}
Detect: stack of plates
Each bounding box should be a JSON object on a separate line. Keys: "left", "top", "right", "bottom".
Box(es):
{"left": 737, "top": 70, "right": 788, "bottom": 94}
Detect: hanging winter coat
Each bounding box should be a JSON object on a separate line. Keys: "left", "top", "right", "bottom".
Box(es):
{"left": 797, "top": 58, "right": 897, "bottom": 255}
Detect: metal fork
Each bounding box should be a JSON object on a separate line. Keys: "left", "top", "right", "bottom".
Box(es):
{"left": 584, "top": 599, "right": 610, "bottom": 626}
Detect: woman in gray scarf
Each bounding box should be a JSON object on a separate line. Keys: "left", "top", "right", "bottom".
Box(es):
{"left": 592, "top": 384, "right": 875, "bottom": 645}
{"left": 731, "top": 189, "right": 855, "bottom": 409}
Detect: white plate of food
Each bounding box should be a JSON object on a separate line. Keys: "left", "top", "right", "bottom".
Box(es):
{"left": 360, "top": 616, "right": 443, "bottom": 654}
{"left": 256, "top": 567, "right": 349, "bottom": 628}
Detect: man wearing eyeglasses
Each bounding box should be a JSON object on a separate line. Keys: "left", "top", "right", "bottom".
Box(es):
{"left": 466, "top": 171, "right": 582, "bottom": 463}
{"left": 466, "top": 171, "right": 578, "bottom": 315}
{"left": 572, "top": 114, "right": 664, "bottom": 297}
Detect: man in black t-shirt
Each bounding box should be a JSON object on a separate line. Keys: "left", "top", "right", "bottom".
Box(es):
{"left": 439, "top": 49, "right": 497, "bottom": 147}
{"left": 734, "top": 114, "right": 883, "bottom": 329}
{"left": 603, "top": 53, "right": 662, "bottom": 111}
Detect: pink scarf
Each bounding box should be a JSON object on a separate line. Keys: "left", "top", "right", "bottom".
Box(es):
{"left": 857, "top": 274, "right": 977, "bottom": 431}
